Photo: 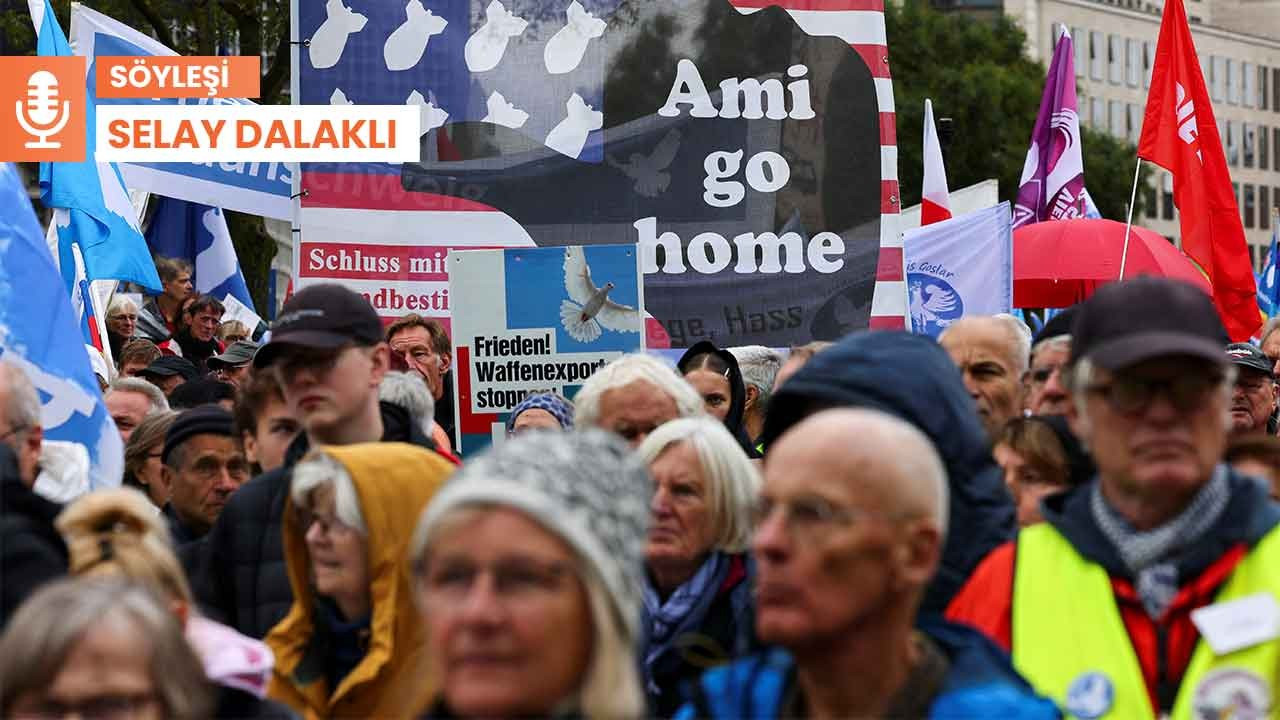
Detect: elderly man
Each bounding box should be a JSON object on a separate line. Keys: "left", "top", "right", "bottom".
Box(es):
{"left": 575, "top": 352, "right": 704, "bottom": 447}
{"left": 939, "top": 314, "right": 1031, "bottom": 441}
{"left": 104, "top": 377, "right": 169, "bottom": 443}
{"left": 1260, "top": 318, "right": 1280, "bottom": 375}
{"left": 386, "top": 313, "right": 456, "bottom": 448}
{"left": 0, "top": 360, "right": 92, "bottom": 503}
{"left": 1024, "top": 308, "right": 1075, "bottom": 416}
{"left": 139, "top": 356, "right": 198, "bottom": 397}
{"left": 948, "top": 277, "right": 1280, "bottom": 720}
{"left": 207, "top": 340, "right": 259, "bottom": 388}
{"left": 1226, "top": 342, "right": 1277, "bottom": 438}
{"left": 161, "top": 405, "right": 249, "bottom": 545}
{"left": 677, "top": 408, "right": 1055, "bottom": 719}
{"left": 729, "top": 345, "right": 782, "bottom": 450}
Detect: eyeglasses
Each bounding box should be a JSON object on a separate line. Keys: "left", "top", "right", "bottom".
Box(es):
{"left": 1086, "top": 373, "right": 1225, "bottom": 415}
{"left": 417, "top": 557, "right": 575, "bottom": 607}
{"left": 753, "top": 494, "right": 868, "bottom": 541}
{"left": 296, "top": 508, "right": 358, "bottom": 539}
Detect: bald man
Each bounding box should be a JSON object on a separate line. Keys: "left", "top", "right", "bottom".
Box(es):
{"left": 675, "top": 409, "right": 1055, "bottom": 719}
{"left": 939, "top": 315, "right": 1031, "bottom": 441}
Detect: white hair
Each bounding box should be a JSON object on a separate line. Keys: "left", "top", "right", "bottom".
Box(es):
{"left": 291, "top": 452, "right": 367, "bottom": 535}
{"left": 574, "top": 353, "right": 704, "bottom": 429}
{"left": 379, "top": 371, "right": 436, "bottom": 437}
{"left": 940, "top": 314, "right": 1032, "bottom": 375}
{"left": 106, "top": 294, "right": 139, "bottom": 320}
{"left": 729, "top": 345, "right": 782, "bottom": 413}
{"left": 1030, "top": 334, "right": 1071, "bottom": 365}
{"left": 107, "top": 377, "right": 169, "bottom": 414}
{"left": 637, "top": 417, "right": 762, "bottom": 552}
{"left": 0, "top": 359, "right": 41, "bottom": 433}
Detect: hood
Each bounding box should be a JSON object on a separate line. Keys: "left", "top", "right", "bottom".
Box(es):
{"left": 33, "top": 440, "right": 90, "bottom": 504}
{"left": 678, "top": 341, "right": 758, "bottom": 457}
{"left": 268, "top": 442, "right": 455, "bottom": 714}
{"left": 761, "top": 331, "right": 1015, "bottom": 613}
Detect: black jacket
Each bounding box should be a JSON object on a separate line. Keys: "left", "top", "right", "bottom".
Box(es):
{"left": 677, "top": 341, "right": 760, "bottom": 458}
{"left": 761, "top": 330, "right": 1016, "bottom": 614}
{"left": 190, "top": 402, "right": 436, "bottom": 638}
{"left": 435, "top": 372, "right": 457, "bottom": 450}
{"left": 0, "top": 445, "right": 67, "bottom": 629}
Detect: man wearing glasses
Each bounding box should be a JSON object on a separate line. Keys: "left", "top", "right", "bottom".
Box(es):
{"left": 948, "top": 277, "right": 1280, "bottom": 720}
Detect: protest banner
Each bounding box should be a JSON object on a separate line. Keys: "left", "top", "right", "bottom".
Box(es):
{"left": 293, "top": 0, "right": 905, "bottom": 344}
{"left": 903, "top": 201, "right": 1013, "bottom": 337}
{"left": 449, "top": 244, "right": 644, "bottom": 454}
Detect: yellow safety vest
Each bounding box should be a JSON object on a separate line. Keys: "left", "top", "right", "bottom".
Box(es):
{"left": 1011, "top": 522, "right": 1280, "bottom": 720}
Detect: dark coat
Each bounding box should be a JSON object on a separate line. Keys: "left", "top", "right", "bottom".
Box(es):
{"left": 0, "top": 444, "right": 67, "bottom": 628}
{"left": 761, "top": 331, "right": 1016, "bottom": 614}
{"left": 189, "top": 402, "right": 436, "bottom": 637}
{"left": 677, "top": 341, "right": 760, "bottom": 458}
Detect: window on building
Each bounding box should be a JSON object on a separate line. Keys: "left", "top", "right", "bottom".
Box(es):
{"left": 1261, "top": 65, "right": 1269, "bottom": 111}
{"left": 1244, "top": 123, "right": 1255, "bottom": 168}
{"left": 1109, "top": 35, "right": 1123, "bottom": 85}
{"left": 1092, "top": 96, "right": 1105, "bottom": 128}
{"left": 1127, "top": 103, "right": 1142, "bottom": 143}
{"left": 1273, "top": 68, "right": 1280, "bottom": 112}
{"left": 1245, "top": 62, "right": 1256, "bottom": 108}
{"left": 1126, "top": 39, "right": 1140, "bottom": 87}
{"left": 1213, "top": 56, "right": 1226, "bottom": 102}
{"left": 1074, "top": 27, "right": 1086, "bottom": 76}
{"left": 1263, "top": 186, "right": 1272, "bottom": 230}
{"left": 1245, "top": 185, "right": 1255, "bottom": 229}
{"left": 1091, "top": 31, "right": 1104, "bottom": 81}
{"left": 1144, "top": 42, "right": 1154, "bottom": 88}
{"left": 1163, "top": 174, "right": 1175, "bottom": 221}
{"left": 1228, "top": 59, "right": 1238, "bottom": 104}
{"left": 1110, "top": 100, "right": 1125, "bottom": 138}
{"left": 1144, "top": 185, "right": 1158, "bottom": 219}
{"left": 1262, "top": 126, "right": 1270, "bottom": 171}
{"left": 1275, "top": 128, "right": 1280, "bottom": 169}
{"left": 1227, "top": 121, "right": 1239, "bottom": 166}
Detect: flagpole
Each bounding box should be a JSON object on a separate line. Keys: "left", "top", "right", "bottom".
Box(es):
{"left": 1119, "top": 157, "right": 1144, "bottom": 280}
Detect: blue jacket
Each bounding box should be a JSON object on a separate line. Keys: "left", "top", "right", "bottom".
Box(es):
{"left": 673, "top": 618, "right": 1059, "bottom": 720}
{"left": 761, "top": 331, "right": 1016, "bottom": 613}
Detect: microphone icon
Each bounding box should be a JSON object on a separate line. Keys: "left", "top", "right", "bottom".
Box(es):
{"left": 15, "top": 70, "right": 71, "bottom": 149}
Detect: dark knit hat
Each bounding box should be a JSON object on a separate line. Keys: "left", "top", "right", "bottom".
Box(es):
{"left": 163, "top": 406, "right": 235, "bottom": 465}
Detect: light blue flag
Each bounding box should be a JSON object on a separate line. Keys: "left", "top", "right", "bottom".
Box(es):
{"left": 904, "top": 202, "right": 1014, "bottom": 338}
{"left": 145, "top": 197, "right": 256, "bottom": 312}
{"left": 1258, "top": 230, "right": 1279, "bottom": 319}
{"left": 29, "top": 0, "right": 161, "bottom": 295}
{"left": 0, "top": 163, "right": 123, "bottom": 488}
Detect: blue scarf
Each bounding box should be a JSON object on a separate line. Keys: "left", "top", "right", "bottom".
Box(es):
{"left": 640, "top": 552, "right": 731, "bottom": 694}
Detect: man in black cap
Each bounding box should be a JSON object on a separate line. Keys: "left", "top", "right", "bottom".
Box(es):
{"left": 139, "top": 355, "right": 199, "bottom": 397}
{"left": 207, "top": 340, "right": 259, "bottom": 389}
{"left": 192, "top": 283, "right": 445, "bottom": 637}
{"left": 161, "top": 406, "right": 248, "bottom": 546}
{"left": 949, "top": 278, "right": 1280, "bottom": 720}
{"left": 1225, "top": 342, "right": 1278, "bottom": 438}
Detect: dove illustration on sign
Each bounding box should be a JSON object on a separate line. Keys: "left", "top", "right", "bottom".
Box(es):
{"left": 407, "top": 90, "right": 450, "bottom": 136}
{"left": 329, "top": 87, "right": 352, "bottom": 105}
{"left": 909, "top": 277, "right": 962, "bottom": 335}
{"left": 560, "top": 246, "right": 641, "bottom": 343}
{"left": 607, "top": 129, "right": 682, "bottom": 197}
{"left": 384, "top": 0, "right": 448, "bottom": 71}
{"left": 482, "top": 91, "right": 529, "bottom": 129}
{"left": 544, "top": 1, "right": 607, "bottom": 75}
{"left": 464, "top": 0, "right": 528, "bottom": 73}
{"left": 309, "top": 0, "right": 368, "bottom": 70}
{"left": 545, "top": 92, "right": 603, "bottom": 159}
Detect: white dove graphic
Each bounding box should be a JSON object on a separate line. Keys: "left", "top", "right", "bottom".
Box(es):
{"left": 308, "top": 0, "right": 367, "bottom": 70}
{"left": 560, "top": 246, "right": 641, "bottom": 343}
{"left": 482, "top": 91, "right": 529, "bottom": 128}
{"left": 383, "top": 0, "right": 448, "bottom": 71}
{"left": 909, "top": 279, "right": 959, "bottom": 332}
{"left": 406, "top": 90, "right": 450, "bottom": 136}
{"left": 607, "top": 129, "right": 682, "bottom": 197}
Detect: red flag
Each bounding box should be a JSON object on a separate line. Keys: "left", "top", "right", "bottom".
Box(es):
{"left": 1137, "top": 0, "right": 1259, "bottom": 340}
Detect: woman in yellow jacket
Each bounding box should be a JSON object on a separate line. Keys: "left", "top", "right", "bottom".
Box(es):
{"left": 265, "top": 442, "right": 455, "bottom": 719}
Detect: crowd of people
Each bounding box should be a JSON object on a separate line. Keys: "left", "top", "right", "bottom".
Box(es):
{"left": 2, "top": 271, "right": 1280, "bottom": 719}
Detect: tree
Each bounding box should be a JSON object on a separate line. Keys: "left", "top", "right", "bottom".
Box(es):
{"left": 1, "top": 0, "right": 289, "bottom": 310}
{"left": 887, "top": 0, "right": 1151, "bottom": 220}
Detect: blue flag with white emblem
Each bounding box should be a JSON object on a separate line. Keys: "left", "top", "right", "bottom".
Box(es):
{"left": 0, "top": 163, "right": 123, "bottom": 488}
{"left": 145, "top": 197, "right": 256, "bottom": 312}
{"left": 903, "top": 202, "right": 1014, "bottom": 338}
{"left": 1258, "top": 230, "right": 1279, "bottom": 319}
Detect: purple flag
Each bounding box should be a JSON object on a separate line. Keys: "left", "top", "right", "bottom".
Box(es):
{"left": 1013, "top": 29, "right": 1092, "bottom": 228}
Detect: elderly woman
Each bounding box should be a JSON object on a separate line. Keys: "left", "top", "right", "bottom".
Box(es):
{"left": 106, "top": 295, "right": 140, "bottom": 361}
{"left": 411, "top": 430, "right": 649, "bottom": 719}
{"left": 0, "top": 578, "right": 214, "bottom": 720}
{"left": 266, "top": 442, "right": 455, "bottom": 719}
{"left": 123, "top": 410, "right": 178, "bottom": 508}
{"left": 576, "top": 352, "right": 704, "bottom": 447}
{"left": 636, "top": 417, "right": 761, "bottom": 716}
{"left": 506, "top": 392, "right": 575, "bottom": 436}
{"left": 677, "top": 341, "right": 759, "bottom": 457}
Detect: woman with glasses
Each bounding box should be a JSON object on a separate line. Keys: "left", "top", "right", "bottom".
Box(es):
{"left": 634, "top": 417, "right": 761, "bottom": 717}
{"left": 410, "top": 430, "right": 649, "bottom": 719}
{"left": 265, "top": 442, "right": 455, "bottom": 718}
{"left": 106, "top": 295, "right": 140, "bottom": 363}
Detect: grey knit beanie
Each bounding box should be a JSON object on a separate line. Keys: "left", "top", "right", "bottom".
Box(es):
{"left": 416, "top": 429, "right": 650, "bottom": 636}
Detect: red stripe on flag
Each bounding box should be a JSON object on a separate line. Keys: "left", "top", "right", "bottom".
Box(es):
{"left": 920, "top": 198, "right": 953, "bottom": 226}
{"left": 301, "top": 172, "right": 500, "bottom": 212}
{"left": 869, "top": 315, "right": 906, "bottom": 330}
{"left": 852, "top": 44, "right": 891, "bottom": 79}
{"left": 876, "top": 246, "right": 903, "bottom": 281}
{"left": 881, "top": 180, "right": 900, "bottom": 214}
{"left": 729, "top": 0, "right": 885, "bottom": 11}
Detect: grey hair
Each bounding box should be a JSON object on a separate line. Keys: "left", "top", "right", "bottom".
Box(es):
{"left": 1067, "top": 356, "right": 1237, "bottom": 435}
{"left": 0, "top": 359, "right": 41, "bottom": 434}
{"left": 637, "top": 417, "right": 761, "bottom": 552}
{"left": 106, "top": 294, "right": 139, "bottom": 320}
{"left": 574, "top": 353, "right": 705, "bottom": 429}
{"left": 1030, "top": 334, "right": 1071, "bottom": 364}
{"left": 107, "top": 377, "right": 170, "bottom": 414}
{"left": 940, "top": 314, "right": 1032, "bottom": 375}
{"left": 379, "top": 371, "right": 436, "bottom": 437}
{"left": 0, "top": 578, "right": 213, "bottom": 720}
{"left": 292, "top": 451, "right": 367, "bottom": 534}
{"left": 729, "top": 345, "right": 782, "bottom": 413}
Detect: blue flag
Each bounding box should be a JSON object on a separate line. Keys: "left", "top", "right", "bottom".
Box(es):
{"left": 145, "top": 197, "right": 256, "bottom": 312}
{"left": 0, "top": 163, "right": 123, "bottom": 487}
{"left": 30, "top": 0, "right": 161, "bottom": 294}
{"left": 1258, "top": 230, "right": 1279, "bottom": 319}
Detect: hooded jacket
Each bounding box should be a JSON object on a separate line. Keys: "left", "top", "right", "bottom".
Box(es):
{"left": 0, "top": 444, "right": 67, "bottom": 628}
{"left": 760, "top": 331, "right": 1016, "bottom": 614}
{"left": 191, "top": 401, "right": 442, "bottom": 638}
{"left": 265, "top": 442, "right": 454, "bottom": 719}
{"left": 677, "top": 341, "right": 760, "bottom": 458}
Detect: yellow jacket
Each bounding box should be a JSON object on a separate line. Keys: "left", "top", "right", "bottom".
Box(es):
{"left": 265, "top": 443, "right": 455, "bottom": 719}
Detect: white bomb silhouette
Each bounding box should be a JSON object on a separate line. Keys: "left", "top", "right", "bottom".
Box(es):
{"left": 545, "top": 92, "right": 602, "bottom": 159}
{"left": 309, "top": 0, "right": 368, "bottom": 70}
{"left": 406, "top": 90, "right": 449, "bottom": 136}
{"left": 464, "top": 0, "right": 528, "bottom": 73}
{"left": 544, "top": 1, "right": 606, "bottom": 75}
{"left": 384, "top": 0, "right": 448, "bottom": 71}
{"left": 330, "top": 87, "right": 353, "bottom": 104}
{"left": 481, "top": 91, "right": 529, "bottom": 128}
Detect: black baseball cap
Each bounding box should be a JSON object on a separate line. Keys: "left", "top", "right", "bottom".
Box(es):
{"left": 207, "top": 340, "right": 259, "bottom": 371}
{"left": 1226, "top": 343, "right": 1273, "bottom": 377}
{"left": 254, "top": 284, "right": 383, "bottom": 369}
{"left": 1033, "top": 305, "right": 1078, "bottom": 345}
{"left": 141, "top": 355, "right": 199, "bottom": 381}
{"left": 1069, "top": 277, "right": 1228, "bottom": 371}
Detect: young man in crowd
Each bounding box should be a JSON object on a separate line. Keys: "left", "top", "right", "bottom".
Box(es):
{"left": 385, "top": 313, "right": 456, "bottom": 448}
{"left": 175, "top": 295, "right": 226, "bottom": 374}
{"left": 232, "top": 372, "right": 301, "bottom": 476}
{"left": 160, "top": 406, "right": 249, "bottom": 546}
{"left": 137, "top": 257, "right": 193, "bottom": 342}
{"left": 116, "top": 338, "right": 162, "bottom": 378}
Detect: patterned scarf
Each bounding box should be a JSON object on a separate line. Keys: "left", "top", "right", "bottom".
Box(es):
{"left": 1090, "top": 466, "right": 1230, "bottom": 618}
{"left": 640, "top": 552, "right": 731, "bottom": 693}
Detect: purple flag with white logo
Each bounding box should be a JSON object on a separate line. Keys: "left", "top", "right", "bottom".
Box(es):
{"left": 1013, "top": 29, "right": 1095, "bottom": 228}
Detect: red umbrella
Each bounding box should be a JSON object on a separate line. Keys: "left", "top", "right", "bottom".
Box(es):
{"left": 1014, "top": 218, "right": 1212, "bottom": 308}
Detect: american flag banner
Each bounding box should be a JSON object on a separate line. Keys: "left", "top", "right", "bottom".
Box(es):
{"left": 293, "top": 0, "right": 905, "bottom": 346}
